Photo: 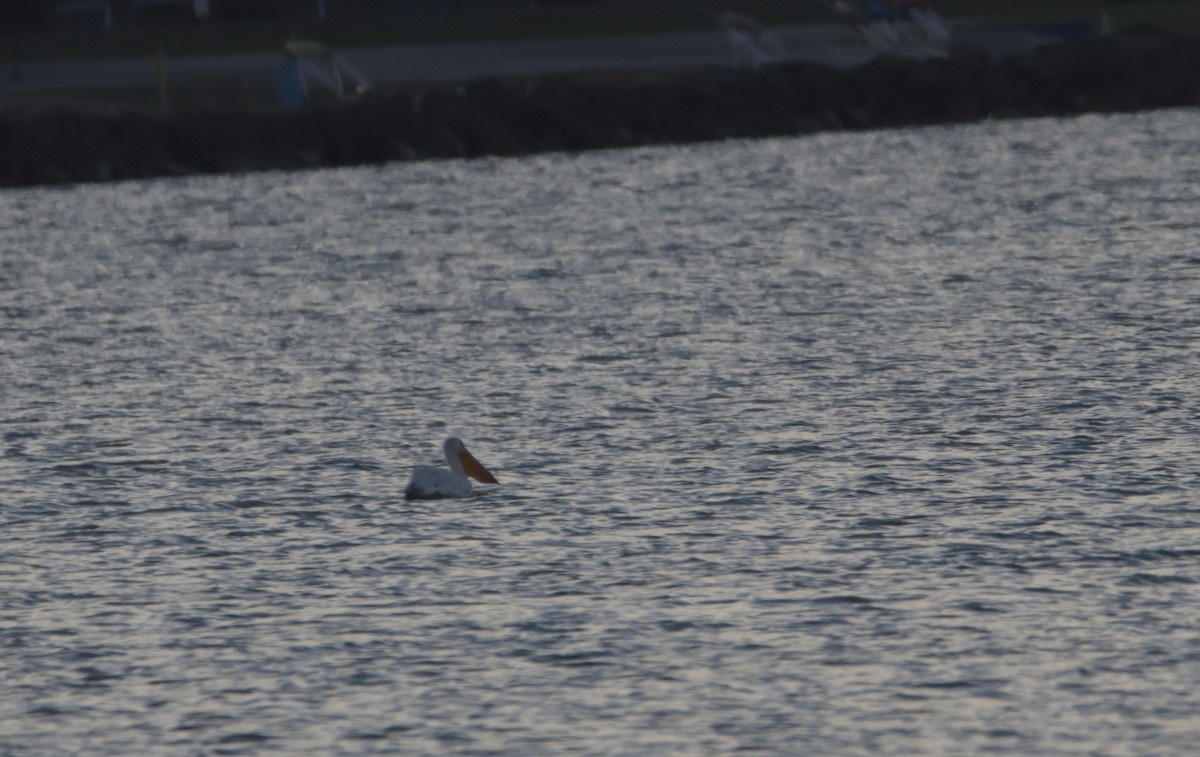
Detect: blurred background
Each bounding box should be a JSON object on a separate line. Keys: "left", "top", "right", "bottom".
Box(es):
{"left": 1, "top": 1, "right": 1195, "bottom": 108}
{"left": 5, "top": 1, "right": 1196, "bottom": 51}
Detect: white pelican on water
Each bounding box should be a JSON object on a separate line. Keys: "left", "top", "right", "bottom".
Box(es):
{"left": 404, "top": 437, "right": 498, "bottom": 500}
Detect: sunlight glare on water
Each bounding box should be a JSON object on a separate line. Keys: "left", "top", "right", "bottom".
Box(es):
{"left": 2, "top": 108, "right": 1200, "bottom": 755}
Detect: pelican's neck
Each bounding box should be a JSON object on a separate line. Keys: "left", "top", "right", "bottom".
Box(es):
{"left": 444, "top": 442, "right": 466, "bottom": 476}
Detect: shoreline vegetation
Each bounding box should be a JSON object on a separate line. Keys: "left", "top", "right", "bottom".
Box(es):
{"left": 1, "top": 1, "right": 1198, "bottom": 187}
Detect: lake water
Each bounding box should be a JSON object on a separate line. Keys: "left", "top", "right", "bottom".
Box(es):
{"left": 3, "top": 108, "right": 1200, "bottom": 756}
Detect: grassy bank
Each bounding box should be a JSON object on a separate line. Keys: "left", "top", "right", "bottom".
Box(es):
{"left": 2, "top": 0, "right": 1196, "bottom": 64}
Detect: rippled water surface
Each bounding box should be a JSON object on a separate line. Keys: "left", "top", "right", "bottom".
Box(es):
{"left": 3, "top": 109, "right": 1200, "bottom": 755}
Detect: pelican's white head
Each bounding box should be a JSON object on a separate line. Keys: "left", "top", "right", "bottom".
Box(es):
{"left": 443, "top": 436, "right": 465, "bottom": 460}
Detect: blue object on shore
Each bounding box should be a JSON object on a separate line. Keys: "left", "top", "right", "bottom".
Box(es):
{"left": 865, "top": 2, "right": 895, "bottom": 21}
{"left": 275, "top": 60, "right": 305, "bottom": 107}
{"left": 1024, "top": 18, "right": 1096, "bottom": 41}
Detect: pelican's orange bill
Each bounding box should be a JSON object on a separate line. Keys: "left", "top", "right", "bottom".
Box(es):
{"left": 459, "top": 449, "right": 498, "bottom": 484}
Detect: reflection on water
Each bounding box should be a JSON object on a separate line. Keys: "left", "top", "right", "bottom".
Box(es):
{"left": 2, "top": 109, "right": 1200, "bottom": 755}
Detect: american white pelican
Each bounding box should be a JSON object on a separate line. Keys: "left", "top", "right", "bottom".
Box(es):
{"left": 404, "top": 437, "right": 498, "bottom": 500}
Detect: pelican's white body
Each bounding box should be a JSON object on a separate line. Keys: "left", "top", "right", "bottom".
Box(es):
{"left": 404, "top": 437, "right": 497, "bottom": 500}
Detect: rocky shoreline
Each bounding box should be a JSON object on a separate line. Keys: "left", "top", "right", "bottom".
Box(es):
{"left": 3, "top": 27, "right": 1198, "bottom": 187}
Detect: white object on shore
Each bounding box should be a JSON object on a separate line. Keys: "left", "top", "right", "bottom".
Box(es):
{"left": 720, "top": 13, "right": 787, "bottom": 69}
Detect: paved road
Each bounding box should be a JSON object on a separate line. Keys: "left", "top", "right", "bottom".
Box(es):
{"left": 0, "top": 25, "right": 877, "bottom": 110}
{"left": 0, "top": 23, "right": 1035, "bottom": 112}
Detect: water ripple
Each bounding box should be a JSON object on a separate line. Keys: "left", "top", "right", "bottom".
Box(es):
{"left": 2, "top": 109, "right": 1200, "bottom": 756}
